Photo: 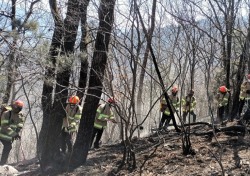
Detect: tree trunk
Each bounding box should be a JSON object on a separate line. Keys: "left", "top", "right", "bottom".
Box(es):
{"left": 40, "top": 0, "right": 81, "bottom": 168}
{"left": 77, "top": 0, "right": 90, "bottom": 100}
{"left": 190, "top": 28, "right": 197, "bottom": 90}
{"left": 71, "top": 0, "right": 116, "bottom": 168}
{"left": 136, "top": 0, "right": 157, "bottom": 137}
{"left": 39, "top": 0, "right": 64, "bottom": 160}
{"left": 225, "top": 0, "right": 237, "bottom": 117}
{"left": 3, "top": 0, "right": 17, "bottom": 103}
{"left": 231, "top": 13, "right": 250, "bottom": 119}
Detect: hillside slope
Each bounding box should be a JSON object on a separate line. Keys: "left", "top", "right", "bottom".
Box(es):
{"left": 13, "top": 121, "right": 250, "bottom": 175}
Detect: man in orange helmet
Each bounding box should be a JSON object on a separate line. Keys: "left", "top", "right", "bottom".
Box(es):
{"left": 182, "top": 89, "right": 197, "bottom": 123}
{"left": 159, "top": 87, "right": 180, "bottom": 131}
{"left": 91, "top": 97, "right": 117, "bottom": 149}
{"left": 216, "top": 86, "right": 229, "bottom": 125}
{"left": 60, "top": 95, "right": 82, "bottom": 155}
{"left": 238, "top": 74, "right": 250, "bottom": 117}
{"left": 0, "top": 100, "right": 24, "bottom": 165}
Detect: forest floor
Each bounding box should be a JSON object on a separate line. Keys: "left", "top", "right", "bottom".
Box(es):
{"left": 10, "top": 120, "right": 250, "bottom": 176}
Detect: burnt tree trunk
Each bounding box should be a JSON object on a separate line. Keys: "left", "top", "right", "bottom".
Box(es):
{"left": 231, "top": 13, "right": 250, "bottom": 119}
{"left": 39, "top": 0, "right": 64, "bottom": 169}
{"left": 224, "top": 0, "right": 237, "bottom": 118}
{"left": 3, "top": 0, "right": 20, "bottom": 103}
{"left": 77, "top": 0, "right": 90, "bottom": 101}
{"left": 71, "top": 0, "right": 116, "bottom": 168}
{"left": 136, "top": 0, "right": 157, "bottom": 137}
{"left": 40, "top": 0, "right": 81, "bottom": 168}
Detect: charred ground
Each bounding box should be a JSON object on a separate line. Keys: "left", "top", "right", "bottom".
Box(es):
{"left": 14, "top": 121, "right": 250, "bottom": 176}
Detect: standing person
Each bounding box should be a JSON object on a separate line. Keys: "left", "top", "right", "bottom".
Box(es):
{"left": 0, "top": 100, "right": 24, "bottom": 165}
{"left": 91, "top": 97, "right": 117, "bottom": 149}
{"left": 216, "top": 86, "right": 229, "bottom": 125}
{"left": 182, "top": 89, "right": 197, "bottom": 123}
{"left": 238, "top": 74, "right": 250, "bottom": 117}
{"left": 159, "top": 87, "right": 180, "bottom": 131}
{"left": 60, "top": 95, "right": 82, "bottom": 155}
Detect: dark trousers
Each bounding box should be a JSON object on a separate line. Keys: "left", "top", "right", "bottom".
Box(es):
{"left": 238, "top": 99, "right": 245, "bottom": 116}
{"left": 60, "top": 128, "right": 73, "bottom": 154}
{"left": 0, "top": 139, "right": 12, "bottom": 165}
{"left": 217, "top": 106, "right": 225, "bottom": 124}
{"left": 159, "top": 113, "right": 171, "bottom": 129}
{"left": 183, "top": 111, "right": 196, "bottom": 123}
{"left": 91, "top": 127, "right": 104, "bottom": 148}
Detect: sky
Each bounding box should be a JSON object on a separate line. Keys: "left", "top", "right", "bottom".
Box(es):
{"left": 1, "top": 0, "right": 249, "bottom": 38}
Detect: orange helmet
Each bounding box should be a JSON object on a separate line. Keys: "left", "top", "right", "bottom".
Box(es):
{"left": 172, "top": 87, "right": 178, "bottom": 93}
{"left": 69, "top": 96, "right": 80, "bottom": 104}
{"left": 219, "top": 86, "right": 227, "bottom": 93}
{"left": 13, "top": 100, "right": 24, "bottom": 108}
{"left": 108, "top": 97, "right": 115, "bottom": 104}
{"left": 247, "top": 74, "right": 250, "bottom": 79}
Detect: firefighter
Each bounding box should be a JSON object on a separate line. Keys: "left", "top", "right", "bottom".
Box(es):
{"left": 159, "top": 87, "right": 179, "bottom": 131}
{"left": 0, "top": 100, "right": 24, "bottom": 165}
{"left": 216, "top": 86, "right": 229, "bottom": 125}
{"left": 182, "top": 89, "right": 197, "bottom": 123}
{"left": 238, "top": 74, "right": 250, "bottom": 117}
{"left": 60, "top": 95, "right": 82, "bottom": 154}
{"left": 91, "top": 97, "right": 117, "bottom": 149}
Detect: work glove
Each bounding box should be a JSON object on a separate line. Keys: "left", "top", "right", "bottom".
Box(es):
{"left": 16, "top": 127, "right": 22, "bottom": 133}
{"left": 13, "top": 134, "right": 21, "bottom": 140}
{"left": 111, "top": 119, "right": 117, "bottom": 123}
{"left": 105, "top": 118, "right": 117, "bottom": 123}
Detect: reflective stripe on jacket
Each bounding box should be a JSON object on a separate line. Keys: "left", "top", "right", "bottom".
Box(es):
{"left": 182, "top": 96, "right": 196, "bottom": 112}
{"left": 94, "top": 103, "right": 114, "bottom": 129}
{"left": 239, "top": 81, "right": 250, "bottom": 100}
{"left": 216, "top": 92, "right": 229, "bottom": 107}
{"left": 62, "top": 104, "right": 83, "bottom": 133}
{"left": 160, "top": 95, "right": 180, "bottom": 115}
{"left": 0, "top": 110, "right": 24, "bottom": 141}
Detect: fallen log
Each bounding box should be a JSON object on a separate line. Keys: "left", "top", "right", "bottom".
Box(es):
{"left": 193, "top": 125, "right": 248, "bottom": 136}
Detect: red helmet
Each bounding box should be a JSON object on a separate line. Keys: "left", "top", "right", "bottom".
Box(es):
{"left": 13, "top": 100, "right": 24, "bottom": 108}
{"left": 172, "top": 87, "right": 178, "bottom": 93}
{"left": 219, "top": 86, "right": 227, "bottom": 93}
{"left": 247, "top": 74, "right": 250, "bottom": 79}
{"left": 108, "top": 97, "right": 115, "bottom": 104}
{"left": 69, "top": 96, "right": 80, "bottom": 104}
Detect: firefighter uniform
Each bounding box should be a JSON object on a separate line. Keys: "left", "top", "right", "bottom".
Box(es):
{"left": 0, "top": 100, "right": 24, "bottom": 165}
{"left": 159, "top": 93, "right": 179, "bottom": 130}
{"left": 216, "top": 86, "right": 229, "bottom": 124}
{"left": 61, "top": 104, "right": 82, "bottom": 154}
{"left": 182, "top": 91, "right": 197, "bottom": 123}
{"left": 91, "top": 99, "right": 115, "bottom": 149}
{"left": 238, "top": 81, "right": 250, "bottom": 116}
